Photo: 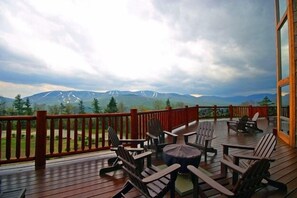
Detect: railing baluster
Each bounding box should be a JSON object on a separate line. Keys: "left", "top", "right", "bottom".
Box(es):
{"left": 81, "top": 118, "right": 85, "bottom": 151}
{"left": 16, "top": 120, "right": 21, "bottom": 159}
{"left": 58, "top": 118, "right": 63, "bottom": 154}
{"left": 66, "top": 118, "right": 71, "bottom": 152}
{"left": 6, "top": 120, "right": 11, "bottom": 160}
{"left": 88, "top": 117, "right": 92, "bottom": 149}
{"left": 26, "top": 120, "right": 31, "bottom": 158}
{"left": 74, "top": 118, "right": 78, "bottom": 152}
{"left": 95, "top": 117, "right": 99, "bottom": 148}
{"left": 50, "top": 119, "right": 55, "bottom": 154}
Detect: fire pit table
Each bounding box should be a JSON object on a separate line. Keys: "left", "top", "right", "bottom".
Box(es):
{"left": 163, "top": 144, "right": 201, "bottom": 173}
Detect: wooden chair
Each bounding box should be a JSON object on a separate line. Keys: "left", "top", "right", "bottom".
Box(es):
{"left": 113, "top": 145, "right": 181, "bottom": 198}
{"left": 227, "top": 112, "right": 263, "bottom": 134}
{"left": 187, "top": 158, "right": 271, "bottom": 198}
{"left": 184, "top": 122, "right": 217, "bottom": 163}
{"left": 99, "top": 126, "right": 146, "bottom": 175}
{"left": 146, "top": 118, "right": 177, "bottom": 158}
{"left": 222, "top": 132, "right": 287, "bottom": 190}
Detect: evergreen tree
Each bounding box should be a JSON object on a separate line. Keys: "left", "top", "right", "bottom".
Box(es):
{"left": 60, "top": 103, "right": 66, "bottom": 114}
{"left": 166, "top": 98, "right": 171, "bottom": 107}
{"left": 13, "top": 94, "right": 24, "bottom": 115}
{"left": 258, "top": 96, "right": 274, "bottom": 106}
{"left": 24, "top": 98, "right": 33, "bottom": 115}
{"left": 0, "top": 99, "right": 6, "bottom": 115}
{"left": 105, "top": 97, "right": 118, "bottom": 113}
{"left": 78, "top": 100, "right": 85, "bottom": 114}
{"left": 92, "top": 98, "right": 101, "bottom": 113}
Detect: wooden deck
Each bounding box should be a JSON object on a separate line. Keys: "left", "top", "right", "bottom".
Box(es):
{"left": 1, "top": 119, "right": 297, "bottom": 198}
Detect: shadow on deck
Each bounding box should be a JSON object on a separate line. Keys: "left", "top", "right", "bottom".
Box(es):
{"left": 1, "top": 118, "right": 297, "bottom": 198}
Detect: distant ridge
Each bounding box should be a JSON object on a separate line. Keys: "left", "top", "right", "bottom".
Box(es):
{"left": 0, "top": 90, "right": 277, "bottom": 111}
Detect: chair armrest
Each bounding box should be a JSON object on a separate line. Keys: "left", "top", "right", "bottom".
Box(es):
{"left": 142, "top": 164, "right": 181, "bottom": 183}
{"left": 205, "top": 136, "right": 217, "bottom": 141}
{"left": 120, "top": 139, "right": 146, "bottom": 147}
{"left": 220, "top": 159, "right": 246, "bottom": 174}
{"left": 184, "top": 131, "right": 196, "bottom": 144}
{"left": 233, "top": 154, "right": 275, "bottom": 162}
{"left": 163, "top": 130, "right": 178, "bottom": 137}
{"left": 187, "top": 165, "right": 234, "bottom": 197}
{"left": 146, "top": 132, "right": 158, "bottom": 140}
{"left": 222, "top": 143, "right": 255, "bottom": 150}
{"left": 183, "top": 131, "right": 196, "bottom": 137}
{"left": 133, "top": 151, "right": 152, "bottom": 161}
{"left": 119, "top": 139, "right": 146, "bottom": 143}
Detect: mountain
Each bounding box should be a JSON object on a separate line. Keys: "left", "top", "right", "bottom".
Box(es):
{"left": 1, "top": 90, "right": 277, "bottom": 112}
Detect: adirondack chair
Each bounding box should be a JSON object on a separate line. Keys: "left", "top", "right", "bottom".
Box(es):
{"left": 113, "top": 145, "right": 181, "bottom": 198}
{"left": 222, "top": 132, "right": 287, "bottom": 190}
{"left": 227, "top": 112, "right": 263, "bottom": 134}
{"left": 99, "top": 127, "right": 146, "bottom": 175}
{"left": 184, "top": 122, "right": 217, "bottom": 163}
{"left": 187, "top": 158, "right": 271, "bottom": 198}
{"left": 146, "top": 118, "right": 178, "bottom": 158}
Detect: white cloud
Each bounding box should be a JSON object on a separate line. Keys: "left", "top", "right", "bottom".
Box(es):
{"left": 0, "top": 0, "right": 277, "bottom": 97}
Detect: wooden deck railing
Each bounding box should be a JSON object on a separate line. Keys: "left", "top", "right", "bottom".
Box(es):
{"left": 0, "top": 105, "right": 272, "bottom": 169}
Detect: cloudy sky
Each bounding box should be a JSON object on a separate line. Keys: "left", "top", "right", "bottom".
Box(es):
{"left": 0, "top": 0, "right": 276, "bottom": 98}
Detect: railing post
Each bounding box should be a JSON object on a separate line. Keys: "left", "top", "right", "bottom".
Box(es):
{"left": 167, "top": 106, "right": 172, "bottom": 132}
{"left": 185, "top": 105, "right": 189, "bottom": 128}
{"left": 214, "top": 105, "right": 217, "bottom": 122}
{"left": 196, "top": 105, "right": 199, "bottom": 122}
{"left": 130, "top": 109, "right": 138, "bottom": 140}
{"left": 35, "top": 110, "right": 47, "bottom": 170}
{"left": 229, "top": 105, "right": 233, "bottom": 120}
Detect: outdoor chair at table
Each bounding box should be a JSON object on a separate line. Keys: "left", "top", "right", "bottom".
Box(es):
{"left": 146, "top": 118, "right": 178, "bottom": 158}
{"left": 99, "top": 126, "right": 146, "bottom": 175}
{"left": 222, "top": 132, "right": 287, "bottom": 191}
{"left": 188, "top": 158, "right": 271, "bottom": 198}
{"left": 184, "top": 121, "right": 217, "bottom": 163}
{"left": 113, "top": 145, "right": 180, "bottom": 198}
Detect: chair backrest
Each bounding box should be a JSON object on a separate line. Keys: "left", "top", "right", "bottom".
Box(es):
{"left": 116, "top": 145, "right": 150, "bottom": 195}
{"left": 237, "top": 115, "right": 249, "bottom": 131}
{"left": 233, "top": 158, "right": 270, "bottom": 198}
{"left": 147, "top": 118, "right": 165, "bottom": 142}
{"left": 108, "top": 127, "right": 121, "bottom": 147}
{"left": 253, "top": 133, "right": 276, "bottom": 159}
{"left": 195, "top": 122, "right": 214, "bottom": 148}
{"left": 251, "top": 112, "right": 259, "bottom": 121}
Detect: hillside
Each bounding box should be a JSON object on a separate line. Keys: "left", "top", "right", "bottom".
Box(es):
{"left": 0, "top": 90, "right": 277, "bottom": 112}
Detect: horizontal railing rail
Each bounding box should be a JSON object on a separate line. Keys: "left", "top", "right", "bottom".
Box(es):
{"left": 0, "top": 105, "right": 273, "bottom": 169}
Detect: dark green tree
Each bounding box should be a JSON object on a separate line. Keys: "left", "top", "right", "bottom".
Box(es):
{"left": 13, "top": 94, "right": 24, "bottom": 115}
{"left": 105, "top": 97, "right": 118, "bottom": 113}
{"left": 258, "top": 96, "right": 274, "bottom": 106}
{"left": 24, "top": 98, "right": 33, "bottom": 115}
{"left": 92, "top": 98, "right": 101, "bottom": 113}
{"left": 78, "top": 100, "right": 85, "bottom": 114}
{"left": 166, "top": 98, "right": 171, "bottom": 107}
{"left": 0, "top": 98, "right": 6, "bottom": 115}
{"left": 60, "top": 103, "right": 66, "bottom": 114}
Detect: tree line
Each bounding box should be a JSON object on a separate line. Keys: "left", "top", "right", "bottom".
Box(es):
{"left": 0, "top": 94, "right": 178, "bottom": 116}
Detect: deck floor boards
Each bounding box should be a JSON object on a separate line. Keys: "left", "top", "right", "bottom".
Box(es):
{"left": 1, "top": 119, "right": 296, "bottom": 197}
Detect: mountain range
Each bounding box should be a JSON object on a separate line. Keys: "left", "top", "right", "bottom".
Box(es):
{"left": 0, "top": 90, "right": 277, "bottom": 112}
